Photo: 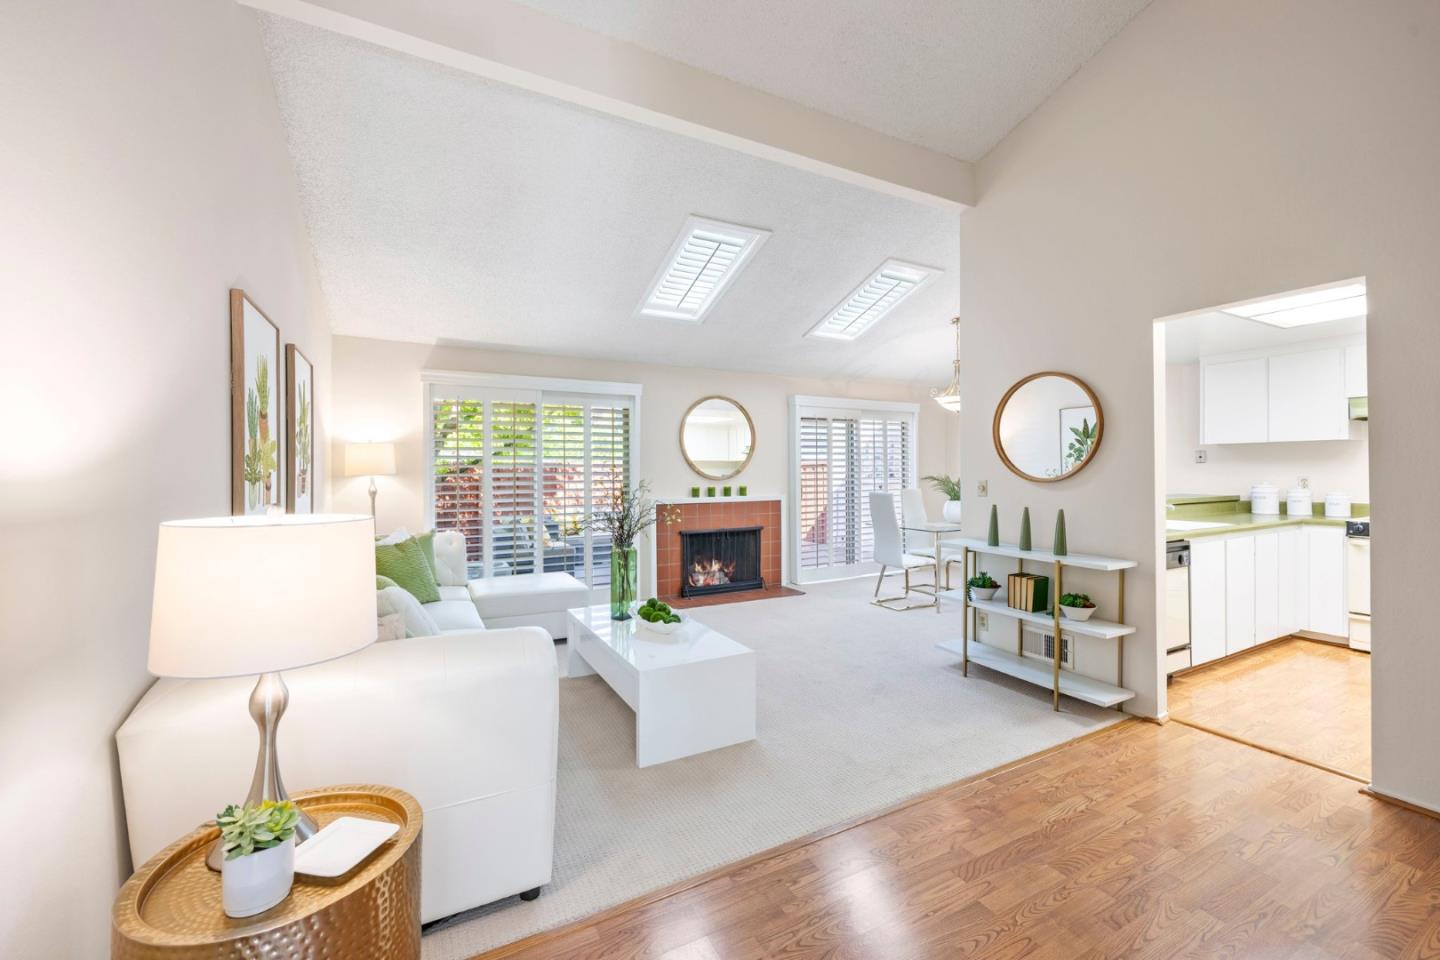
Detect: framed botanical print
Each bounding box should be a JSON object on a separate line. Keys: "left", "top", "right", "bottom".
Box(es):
{"left": 286, "top": 344, "right": 314, "bottom": 514}
{"left": 230, "top": 289, "right": 282, "bottom": 515}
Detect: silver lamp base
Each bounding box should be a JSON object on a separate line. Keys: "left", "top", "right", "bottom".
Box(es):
{"left": 206, "top": 671, "right": 319, "bottom": 871}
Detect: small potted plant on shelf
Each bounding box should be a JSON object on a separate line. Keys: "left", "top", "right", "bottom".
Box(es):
{"left": 216, "top": 799, "right": 301, "bottom": 918}
{"left": 923, "top": 474, "right": 963, "bottom": 523}
{"left": 966, "top": 571, "right": 1000, "bottom": 602}
{"left": 1059, "top": 592, "right": 1098, "bottom": 621}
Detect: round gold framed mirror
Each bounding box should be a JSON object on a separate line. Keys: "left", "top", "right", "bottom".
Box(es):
{"left": 680, "top": 396, "right": 755, "bottom": 481}
{"left": 993, "top": 372, "right": 1103, "bottom": 482}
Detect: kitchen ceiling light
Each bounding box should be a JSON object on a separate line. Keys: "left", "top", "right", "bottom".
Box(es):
{"left": 806, "top": 259, "right": 938, "bottom": 341}
{"left": 930, "top": 316, "right": 963, "bottom": 412}
{"left": 637, "top": 215, "right": 771, "bottom": 322}
{"left": 1223, "top": 281, "right": 1367, "bottom": 328}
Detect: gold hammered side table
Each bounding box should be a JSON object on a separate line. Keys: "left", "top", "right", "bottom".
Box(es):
{"left": 112, "top": 784, "right": 422, "bottom": 960}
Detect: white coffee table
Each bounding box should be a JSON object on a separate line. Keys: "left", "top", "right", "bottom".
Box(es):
{"left": 566, "top": 604, "right": 756, "bottom": 767}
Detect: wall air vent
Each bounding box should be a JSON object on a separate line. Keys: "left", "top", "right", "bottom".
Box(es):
{"left": 806, "top": 259, "right": 939, "bottom": 341}
{"left": 637, "top": 216, "right": 770, "bottom": 323}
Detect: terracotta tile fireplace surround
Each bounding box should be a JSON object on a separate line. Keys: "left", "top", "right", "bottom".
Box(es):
{"left": 656, "top": 499, "right": 783, "bottom": 604}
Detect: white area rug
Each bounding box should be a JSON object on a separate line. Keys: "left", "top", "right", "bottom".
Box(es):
{"left": 422, "top": 579, "right": 1122, "bottom": 959}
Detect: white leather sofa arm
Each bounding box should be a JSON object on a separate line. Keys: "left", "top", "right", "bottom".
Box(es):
{"left": 116, "top": 627, "right": 558, "bottom": 922}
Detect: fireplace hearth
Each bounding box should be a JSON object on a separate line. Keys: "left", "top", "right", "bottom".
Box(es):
{"left": 680, "top": 526, "right": 764, "bottom": 598}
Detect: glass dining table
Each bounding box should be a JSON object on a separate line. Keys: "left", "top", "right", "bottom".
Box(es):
{"left": 900, "top": 519, "right": 964, "bottom": 613}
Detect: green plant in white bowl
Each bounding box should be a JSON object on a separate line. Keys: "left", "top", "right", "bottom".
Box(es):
{"left": 216, "top": 800, "right": 301, "bottom": 918}
{"left": 966, "top": 571, "right": 1000, "bottom": 602}
{"left": 1059, "top": 592, "right": 1097, "bottom": 621}
{"left": 923, "top": 474, "right": 964, "bottom": 523}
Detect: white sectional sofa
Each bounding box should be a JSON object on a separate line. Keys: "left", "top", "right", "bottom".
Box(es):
{"left": 433, "top": 530, "right": 589, "bottom": 639}
{"left": 115, "top": 626, "right": 558, "bottom": 922}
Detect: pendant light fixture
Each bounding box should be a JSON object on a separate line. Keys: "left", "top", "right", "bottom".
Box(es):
{"left": 931, "top": 316, "right": 963, "bottom": 411}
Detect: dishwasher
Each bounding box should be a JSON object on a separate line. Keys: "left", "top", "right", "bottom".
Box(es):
{"left": 1165, "top": 540, "right": 1192, "bottom": 675}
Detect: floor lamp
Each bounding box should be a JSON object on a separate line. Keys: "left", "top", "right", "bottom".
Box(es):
{"left": 343, "top": 442, "right": 396, "bottom": 518}
{"left": 147, "top": 513, "right": 377, "bottom": 869}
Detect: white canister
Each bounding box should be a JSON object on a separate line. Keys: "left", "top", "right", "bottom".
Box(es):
{"left": 1286, "top": 487, "right": 1313, "bottom": 518}
{"left": 942, "top": 500, "right": 963, "bottom": 523}
{"left": 1324, "top": 492, "right": 1352, "bottom": 519}
{"left": 222, "top": 837, "right": 295, "bottom": 918}
{"left": 1249, "top": 483, "right": 1280, "bottom": 516}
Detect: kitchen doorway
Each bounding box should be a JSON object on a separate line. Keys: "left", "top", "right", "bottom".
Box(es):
{"left": 1153, "top": 278, "right": 1371, "bottom": 781}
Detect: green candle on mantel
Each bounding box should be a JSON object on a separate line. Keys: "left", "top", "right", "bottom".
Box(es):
{"left": 1054, "top": 509, "right": 1068, "bottom": 556}
{"left": 987, "top": 504, "right": 1000, "bottom": 547}
{"left": 1019, "top": 507, "right": 1032, "bottom": 551}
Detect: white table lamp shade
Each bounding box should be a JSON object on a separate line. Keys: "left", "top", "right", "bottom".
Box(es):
{"left": 149, "top": 514, "right": 378, "bottom": 679}
{"left": 343, "top": 442, "right": 396, "bottom": 478}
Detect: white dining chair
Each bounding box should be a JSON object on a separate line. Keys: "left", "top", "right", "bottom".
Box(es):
{"left": 869, "top": 491, "right": 938, "bottom": 611}
{"left": 901, "top": 488, "right": 965, "bottom": 589}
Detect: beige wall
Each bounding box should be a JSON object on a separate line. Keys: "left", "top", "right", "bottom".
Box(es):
{"left": 0, "top": 2, "right": 330, "bottom": 954}
{"left": 1165, "top": 362, "right": 1370, "bottom": 502}
{"left": 959, "top": 0, "right": 1437, "bottom": 805}
{"left": 330, "top": 335, "right": 960, "bottom": 590}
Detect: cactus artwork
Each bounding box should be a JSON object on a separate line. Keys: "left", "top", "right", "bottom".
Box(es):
{"left": 232, "top": 292, "right": 281, "bottom": 514}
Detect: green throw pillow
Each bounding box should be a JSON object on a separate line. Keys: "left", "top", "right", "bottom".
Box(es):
{"left": 376, "top": 574, "right": 399, "bottom": 591}
{"left": 375, "top": 538, "right": 440, "bottom": 604}
{"left": 413, "top": 531, "right": 437, "bottom": 580}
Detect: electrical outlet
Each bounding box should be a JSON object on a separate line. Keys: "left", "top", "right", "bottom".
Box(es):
{"left": 1297, "top": 476, "right": 1310, "bottom": 489}
{"left": 1194, "top": 450, "right": 1207, "bottom": 464}
{"left": 976, "top": 480, "right": 989, "bottom": 497}
{"left": 977, "top": 611, "right": 989, "bottom": 631}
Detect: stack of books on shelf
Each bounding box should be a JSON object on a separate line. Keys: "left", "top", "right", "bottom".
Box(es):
{"left": 1007, "top": 573, "right": 1050, "bottom": 613}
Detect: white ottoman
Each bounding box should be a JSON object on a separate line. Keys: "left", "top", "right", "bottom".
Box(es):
{"left": 469, "top": 572, "right": 589, "bottom": 639}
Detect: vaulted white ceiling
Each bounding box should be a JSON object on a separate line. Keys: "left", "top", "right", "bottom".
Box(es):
{"left": 510, "top": 0, "right": 1155, "bottom": 161}
{"left": 260, "top": 15, "right": 961, "bottom": 382}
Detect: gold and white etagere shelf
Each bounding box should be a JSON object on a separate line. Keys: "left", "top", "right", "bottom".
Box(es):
{"left": 936, "top": 538, "right": 1138, "bottom": 711}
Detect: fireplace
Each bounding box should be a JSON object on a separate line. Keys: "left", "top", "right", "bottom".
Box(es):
{"left": 680, "top": 526, "right": 764, "bottom": 598}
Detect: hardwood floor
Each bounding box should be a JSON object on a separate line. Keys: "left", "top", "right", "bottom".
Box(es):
{"left": 476, "top": 718, "right": 1440, "bottom": 960}
{"left": 1168, "top": 636, "right": 1371, "bottom": 779}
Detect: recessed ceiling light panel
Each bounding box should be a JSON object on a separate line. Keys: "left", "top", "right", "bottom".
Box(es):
{"left": 806, "top": 259, "right": 938, "bottom": 341}
{"left": 637, "top": 215, "right": 770, "bottom": 322}
{"left": 1222, "top": 280, "right": 1367, "bottom": 328}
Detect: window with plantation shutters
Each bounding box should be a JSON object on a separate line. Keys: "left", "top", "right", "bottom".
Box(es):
{"left": 427, "top": 378, "right": 637, "bottom": 591}
{"left": 792, "top": 397, "right": 918, "bottom": 583}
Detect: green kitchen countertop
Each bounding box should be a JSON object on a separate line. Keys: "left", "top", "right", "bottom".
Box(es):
{"left": 1166, "top": 494, "right": 1242, "bottom": 506}
{"left": 1164, "top": 512, "right": 1351, "bottom": 542}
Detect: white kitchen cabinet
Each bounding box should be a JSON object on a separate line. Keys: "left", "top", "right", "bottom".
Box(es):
{"left": 1305, "top": 525, "right": 1348, "bottom": 636}
{"left": 1189, "top": 539, "right": 1227, "bottom": 667}
{"left": 1277, "top": 525, "right": 1308, "bottom": 636}
{"left": 1201, "top": 357, "right": 1269, "bottom": 444}
{"left": 1345, "top": 342, "right": 1367, "bottom": 397}
{"left": 1267, "top": 347, "right": 1349, "bottom": 442}
{"left": 1254, "top": 532, "right": 1280, "bottom": 645}
{"left": 1225, "top": 536, "right": 1256, "bottom": 655}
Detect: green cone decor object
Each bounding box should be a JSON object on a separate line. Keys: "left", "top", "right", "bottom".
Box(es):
{"left": 1019, "top": 507, "right": 1032, "bottom": 551}
{"left": 1053, "top": 509, "right": 1068, "bottom": 556}
{"left": 987, "top": 504, "right": 1000, "bottom": 547}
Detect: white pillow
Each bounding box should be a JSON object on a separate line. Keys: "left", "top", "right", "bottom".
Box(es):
{"left": 376, "top": 585, "right": 440, "bottom": 638}
{"left": 376, "top": 527, "right": 412, "bottom": 546}
{"left": 377, "top": 613, "right": 406, "bottom": 642}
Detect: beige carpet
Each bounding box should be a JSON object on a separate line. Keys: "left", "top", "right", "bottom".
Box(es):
{"left": 422, "top": 578, "right": 1122, "bottom": 959}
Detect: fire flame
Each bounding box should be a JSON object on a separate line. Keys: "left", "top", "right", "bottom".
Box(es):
{"left": 688, "top": 556, "right": 736, "bottom": 588}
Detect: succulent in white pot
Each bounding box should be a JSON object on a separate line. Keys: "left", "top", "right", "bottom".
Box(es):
{"left": 966, "top": 571, "right": 1000, "bottom": 602}
{"left": 217, "top": 800, "right": 301, "bottom": 918}
{"left": 923, "top": 474, "right": 963, "bottom": 523}
{"left": 1059, "top": 592, "right": 1098, "bottom": 622}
